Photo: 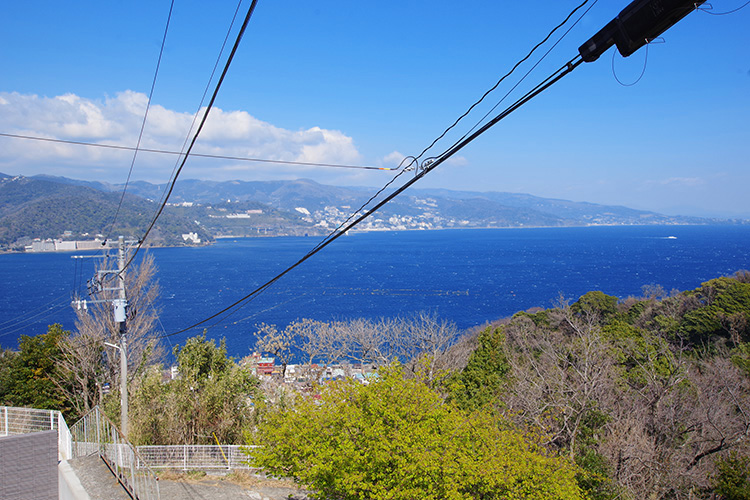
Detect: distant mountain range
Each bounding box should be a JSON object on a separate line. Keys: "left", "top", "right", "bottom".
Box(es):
{"left": 0, "top": 171, "right": 742, "bottom": 251}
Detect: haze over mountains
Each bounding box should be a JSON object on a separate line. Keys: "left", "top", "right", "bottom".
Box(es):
{"left": 0, "top": 171, "right": 741, "bottom": 251}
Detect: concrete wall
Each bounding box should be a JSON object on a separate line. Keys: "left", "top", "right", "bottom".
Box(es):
{"left": 0, "top": 430, "right": 58, "bottom": 500}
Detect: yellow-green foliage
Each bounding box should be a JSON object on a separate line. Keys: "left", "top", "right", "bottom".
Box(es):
{"left": 249, "top": 365, "right": 584, "bottom": 500}
{"left": 128, "top": 334, "right": 259, "bottom": 445}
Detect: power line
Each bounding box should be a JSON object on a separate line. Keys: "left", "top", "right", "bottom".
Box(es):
{"left": 699, "top": 0, "right": 750, "bottom": 15}
{"left": 0, "top": 256, "right": 97, "bottom": 337}
{"left": 125, "top": 0, "right": 261, "bottom": 273}
{"left": 153, "top": 0, "right": 247, "bottom": 215}
{"left": 106, "top": 0, "right": 176, "bottom": 242}
{"left": 159, "top": 56, "right": 584, "bottom": 339}
{"left": 157, "top": 0, "right": 600, "bottom": 338}
{"left": 612, "top": 41, "right": 649, "bottom": 86}
{"left": 411, "top": 0, "right": 593, "bottom": 164}
{"left": 300, "top": 1, "right": 595, "bottom": 258}
{"left": 0, "top": 132, "right": 390, "bottom": 171}
{"left": 443, "top": 0, "right": 598, "bottom": 157}
{"left": 0, "top": 298, "right": 73, "bottom": 339}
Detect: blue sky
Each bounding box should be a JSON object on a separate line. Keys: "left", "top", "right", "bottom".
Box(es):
{"left": 0, "top": 1, "right": 748, "bottom": 217}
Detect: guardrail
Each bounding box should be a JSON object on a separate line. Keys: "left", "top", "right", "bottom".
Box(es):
{"left": 0, "top": 406, "right": 72, "bottom": 460}
{"left": 137, "top": 444, "right": 259, "bottom": 471}
{"left": 70, "top": 406, "right": 159, "bottom": 500}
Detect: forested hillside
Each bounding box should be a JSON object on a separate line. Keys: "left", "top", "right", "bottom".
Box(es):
{"left": 449, "top": 273, "right": 750, "bottom": 499}
{"left": 0, "top": 175, "right": 212, "bottom": 249}
{"left": 2, "top": 272, "right": 749, "bottom": 499}
{"left": 3, "top": 172, "right": 734, "bottom": 253}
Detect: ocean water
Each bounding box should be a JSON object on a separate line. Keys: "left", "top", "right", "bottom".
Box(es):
{"left": 1, "top": 225, "right": 749, "bottom": 357}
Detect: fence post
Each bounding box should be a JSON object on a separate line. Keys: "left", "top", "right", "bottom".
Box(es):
{"left": 96, "top": 409, "right": 101, "bottom": 456}
{"left": 3, "top": 407, "right": 7, "bottom": 436}
{"left": 183, "top": 444, "right": 187, "bottom": 471}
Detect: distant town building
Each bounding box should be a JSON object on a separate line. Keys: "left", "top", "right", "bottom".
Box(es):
{"left": 25, "top": 238, "right": 109, "bottom": 253}
{"left": 242, "top": 352, "right": 276, "bottom": 376}
{"left": 55, "top": 240, "right": 76, "bottom": 251}
{"left": 257, "top": 357, "right": 275, "bottom": 376}
{"left": 182, "top": 232, "right": 201, "bottom": 243}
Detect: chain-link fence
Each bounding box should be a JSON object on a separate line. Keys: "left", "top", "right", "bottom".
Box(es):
{"left": 70, "top": 406, "right": 159, "bottom": 500}
{"left": 0, "top": 406, "right": 72, "bottom": 460}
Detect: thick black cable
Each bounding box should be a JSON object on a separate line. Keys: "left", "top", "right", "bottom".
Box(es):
{"left": 411, "top": 0, "right": 592, "bottom": 164}
{"left": 302, "top": 0, "right": 593, "bottom": 257}
{"left": 105, "top": 0, "right": 175, "bottom": 243}
{"left": 123, "top": 0, "right": 259, "bottom": 272}
{"left": 445, "top": 0, "right": 598, "bottom": 156}
{"left": 306, "top": 156, "right": 415, "bottom": 256}
{"left": 154, "top": 0, "right": 246, "bottom": 214}
{"left": 0, "top": 133, "right": 389, "bottom": 171}
{"left": 159, "top": 56, "right": 583, "bottom": 338}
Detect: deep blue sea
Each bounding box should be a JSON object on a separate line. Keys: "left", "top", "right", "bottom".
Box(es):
{"left": 1, "top": 225, "right": 749, "bottom": 357}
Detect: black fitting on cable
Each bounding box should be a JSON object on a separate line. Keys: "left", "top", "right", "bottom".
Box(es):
{"left": 579, "top": 0, "right": 705, "bottom": 62}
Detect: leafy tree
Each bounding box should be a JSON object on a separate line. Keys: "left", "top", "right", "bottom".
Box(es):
{"left": 0, "top": 324, "right": 70, "bottom": 413}
{"left": 732, "top": 343, "right": 750, "bottom": 377}
{"left": 0, "top": 347, "right": 18, "bottom": 400}
{"left": 448, "top": 326, "right": 509, "bottom": 411}
{"left": 680, "top": 278, "right": 750, "bottom": 344}
{"left": 572, "top": 291, "right": 619, "bottom": 319}
{"left": 714, "top": 452, "right": 750, "bottom": 500}
{"left": 249, "top": 364, "right": 584, "bottom": 500}
{"left": 127, "top": 334, "right": 259, "bottom": 445}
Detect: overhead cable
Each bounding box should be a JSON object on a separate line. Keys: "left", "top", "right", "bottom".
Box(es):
{"left": 0, "top": 133, "right": 390, "bottom": 171}
{"left": 301, "top": 1, "right": 595, "bottom": 254}
{"left": 153, "top": 0, "right": 249, "bottom": 214}
{"left": 123, "top": 0, "right": 258, "bottom": 272}
{"left": 699, "top": 0, "right": 750, "bottom": 15}
{"left": 106, "top": 0, "right": 176, "bottom": 243}
{"left": 445, "top": 0, "right": 598, "bottom": 155}
{"left": 159, "top": 56, "right": 584, "bottom": 338}
{"left": 157, "top": 0, "right": 601, "bottom": 337}
{"left": 411, "top": 0, "right": 592, "bottom": 163}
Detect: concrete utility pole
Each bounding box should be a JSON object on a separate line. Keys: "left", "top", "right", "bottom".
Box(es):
{"left": 113, "top": 236, "right": 128, "bottom": 437}
{"left": 74, "top": 237, "right": 130, "bottom": 437}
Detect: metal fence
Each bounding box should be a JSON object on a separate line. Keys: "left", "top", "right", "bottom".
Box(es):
{"left": 2, "top": 405, "right": 260, "bottom": 495}
{"left": 0, "top": 406, "right": 72, "bottom": 460}
{"left": 70, "top": 406, "right": 159, "bottom": 500}
{"left": 136, "top": 444, "right": 259, "bottom": 471}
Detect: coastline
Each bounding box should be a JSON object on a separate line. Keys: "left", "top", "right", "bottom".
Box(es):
{"left": 4, "top": 221, "right": 747, "bottom": 255}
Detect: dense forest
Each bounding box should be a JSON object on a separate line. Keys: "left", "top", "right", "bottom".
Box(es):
{"left": 1, "top": 268, "right": 749, "bottom": 499}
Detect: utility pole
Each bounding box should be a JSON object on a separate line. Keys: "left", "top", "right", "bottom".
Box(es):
{"left": 114, "top": 236, "right": 128, "bottom": 437}
{"left": 71, "top": 235, "right": 130, "bottom": 437}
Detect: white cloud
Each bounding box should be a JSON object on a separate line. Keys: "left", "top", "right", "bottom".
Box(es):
{"left": 658, "top": 177, "right": 705, "bottom": 187}
{"left": 442, "top": 155, "right": 468, "bottom": 167}
{"left": 0, "top": 91, "right": 365, "bottom": 184}
{"left": 639, "top": 176, "right": 707, "bottom": 190}
{"left": 382, "top": 151, "right": 408, "bottom": 167}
